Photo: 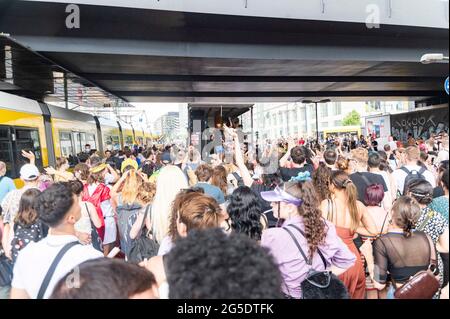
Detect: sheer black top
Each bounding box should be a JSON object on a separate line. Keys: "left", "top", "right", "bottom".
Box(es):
{"left": 373, "top": 231, "right": 436, "bottom": 284}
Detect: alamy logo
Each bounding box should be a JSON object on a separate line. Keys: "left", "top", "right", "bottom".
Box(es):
{"left": 65, "top": 4, "right": 80, "bottom": 29}
{"left": 65, "top": 266, "right": 81, "bottom": 289}
{"left": 365, "top": 4, "right": 381, "bottom": 29}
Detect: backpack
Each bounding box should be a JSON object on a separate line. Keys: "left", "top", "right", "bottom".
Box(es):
{"left": 11, "top": 221, "right": 47, "bottom": 264}
{"left": 127, "top": 206, "right": 159, "bottom": 263}
{"left": 400, "top": 166, "right": 427, "bottom": 195}
{"left": 116, "top": 198, "right": 143, "bottom": 257}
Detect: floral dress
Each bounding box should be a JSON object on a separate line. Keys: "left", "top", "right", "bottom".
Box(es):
{"left": 414, "top": 206, "right": 448, "bottom": 288}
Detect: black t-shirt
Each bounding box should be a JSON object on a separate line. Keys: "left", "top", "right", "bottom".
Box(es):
{"left": 251, "top": 182, "right": 277, "bottom": 228}
{"left": 279, "top": 164, "right": 314, "bottom": 182}
{"left": 349, "top": 172, "right": 388, "bottom": 203}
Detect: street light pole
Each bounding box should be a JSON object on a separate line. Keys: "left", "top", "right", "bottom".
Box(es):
{"left": 302, "top": 99, "right": 331, "bottom": 144}
{"left": 315, "top": 102, "right": 319, "bottom": 143}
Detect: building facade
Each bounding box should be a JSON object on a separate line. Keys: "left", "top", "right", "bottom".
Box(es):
{"left": 248, "top": 101, "right": 412, "bottom": 141}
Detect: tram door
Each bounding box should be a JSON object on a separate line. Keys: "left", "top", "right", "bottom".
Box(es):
{"left": 0, "top": 125, "right": 43, "bottom": 179}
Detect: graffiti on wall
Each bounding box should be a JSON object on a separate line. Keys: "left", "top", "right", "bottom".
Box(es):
{"left": 391, "top": 107, "right": 449, "bottom": 142}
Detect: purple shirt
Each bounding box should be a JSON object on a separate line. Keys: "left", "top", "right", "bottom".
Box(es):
{"left": 261, "top": 215, "right": 356, "bottom": 298}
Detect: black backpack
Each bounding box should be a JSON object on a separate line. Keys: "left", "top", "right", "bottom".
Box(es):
{"left": 127, "top": 206, "right": 159, "bottom": 263}
{"left": 400, "top": 166, "right": 427, "bottom": 195}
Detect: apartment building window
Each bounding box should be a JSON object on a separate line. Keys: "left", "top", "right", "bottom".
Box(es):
{"left": 272, "top": 114, "right": 277, "bottom": 125}
{"left": 321, "top": 122, "right": 328, "bottom": 128}
{"left": 320, "top": 104, "right": 328, "bottom": 117}
{"left": 292, "top": 109, "right": 298, "bottom": 122}
{"left": 334, "top": 120, "right": 342, "bottom": 126}
{"left": 333, "top": 102, "right": 342, "bottom": 116}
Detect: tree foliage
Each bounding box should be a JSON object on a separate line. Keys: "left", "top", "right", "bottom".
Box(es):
{"left": 342, "top": 110, "right": 361, "bottom": 126}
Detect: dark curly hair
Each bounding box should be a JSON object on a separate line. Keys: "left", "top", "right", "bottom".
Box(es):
{"left": 166, "top": 228, "right": 283, "bottom": 299}
{"left": 283, "top": 181, "right": 327, "bottom": 259}
{"left": 35, "top": 183, "right": 75, "bottom": 228}
{"left": 312, "top": 162, "right": 331, "bottom": 202}
{"left": 227, "top": 186, "right": 263, "bottom": 241}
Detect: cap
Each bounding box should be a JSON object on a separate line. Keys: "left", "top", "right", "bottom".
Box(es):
{"left": 260, "top": 186, "right": 303, "bottom": 206}
{"left": 20, "top": 164, "right": 40, "bottom": 181}
{"left": 161, "top": 152, "right": 172, "bottom": 164}
{"left": 121, "top": 158, "right": 138, "bottom": 173}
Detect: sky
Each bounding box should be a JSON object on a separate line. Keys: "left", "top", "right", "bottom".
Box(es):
{"left": 131, "top": 103, "right": 185, "bottom": 123}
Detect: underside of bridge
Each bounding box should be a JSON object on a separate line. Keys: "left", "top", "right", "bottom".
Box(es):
{"left": 0, "top": 0, "right": 448, "bottom": 105}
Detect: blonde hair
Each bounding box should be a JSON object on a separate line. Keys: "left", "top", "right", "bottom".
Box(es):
{"left": 120, "top": 170, "right": 144, "bottom": 205}
{"left": 350, "top": 148, "right": 368, "bottom": 165}
{"left": 151, "top": 165, "right": 188, "bottom": 243}
{"left": 405, "top": 146, "right": 420, "bottom": 161}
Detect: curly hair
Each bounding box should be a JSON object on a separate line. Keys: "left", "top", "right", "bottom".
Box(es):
{"left": 283, "top": 181, "right": 327, "bottom": 259}
{"left": 166, "top": 228, "right": 283, "bottom": 299}
{"left": 227, "top": 186, "right": 263, "bottom": 241}
{"left": 35, "top": 183, "right": 74, "bottom": 228}
{"left": 312, "top": 162, "right": 331, "bottom": 202}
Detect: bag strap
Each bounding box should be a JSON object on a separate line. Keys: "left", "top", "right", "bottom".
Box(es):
{"left": 37, "top": 241, "right": 80, "bottom": 299}
{"left": 287, "top": 224, "right": 328, "bottom": 269}
{"left": 424, "top": 233, "right": 438, "bottom": 270}
{"left": 138, "top": 205, "right": 151, "bottom": 237}
{"left": 379, "top": 211, "right": 390, "bottom": 235}
{"left": 416, "top": 208, "right": 434, "bottom": 232}
{"left": 400, "top": 166, "right": 410, "bottom": 175}
{"left": 282, "top": 227, "right": 310, "bottom": 265}
{"left": 418, "top": 166, "right": 427, "bottom": 175}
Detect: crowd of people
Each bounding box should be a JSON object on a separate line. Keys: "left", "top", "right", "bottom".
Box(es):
{"left": 0, "top": 126, "right": 448, "bottom": 300}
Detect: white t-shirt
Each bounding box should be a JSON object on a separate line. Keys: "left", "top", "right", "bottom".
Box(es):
{"left": 158, "top": 236, "right": 174, "bottom": 256}
{"left": 393, "top": 165, "right": 436, "bottom": 194}
{"left": 12, "top": 234, "right": 103, "bottom": 299}
{"left": 437, "top": 150, "right": 449, "bottom": 165}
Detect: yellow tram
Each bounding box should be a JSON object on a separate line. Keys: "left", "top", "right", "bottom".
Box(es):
{"left": 0, "top": 92, "right": 153, "bottom": 186}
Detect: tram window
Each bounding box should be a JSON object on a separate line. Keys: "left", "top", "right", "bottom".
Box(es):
{"left": 0, "top": 127, "right": 9, "bottom": 139}
{"left": 86, "top": 133, "right": 96, "bottom": 149}
{"left": 0, "top": 141, "right": 13, "bottom": 178}
{"left": 73, "top": 132, "right": 82, "bottom": 155}
{"left": 112, "top": 136, "right": 120, "bottom": 150}
{"left": 14, "top": 128, "right": 43, "bottom": 173}
{"left": 59, "top": 131, "right": 74, "bottom": 157}
{"left": 126, "top": 136, "right": 133, "bottom": 146}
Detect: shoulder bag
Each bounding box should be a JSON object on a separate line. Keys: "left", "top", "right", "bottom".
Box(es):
{"left": 393, "top": 234, "right": 440, "bottom": 299}
{"left": 127, "top": 206, "right": 159, "bottom": 263}
{"left": 283, "top": 224, "right": 349, "bottom": 299}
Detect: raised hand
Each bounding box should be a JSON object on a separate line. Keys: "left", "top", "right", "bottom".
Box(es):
{"left": 44, "top": 166, "right": 57, "bottom": 175}
{"left": 21, "top": 150, "right": 36, "bottom": 165}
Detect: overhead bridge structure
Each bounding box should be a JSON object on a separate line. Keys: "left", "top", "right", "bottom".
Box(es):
{"left": 0, "top": 0, "right": 448, "bottom": 105}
